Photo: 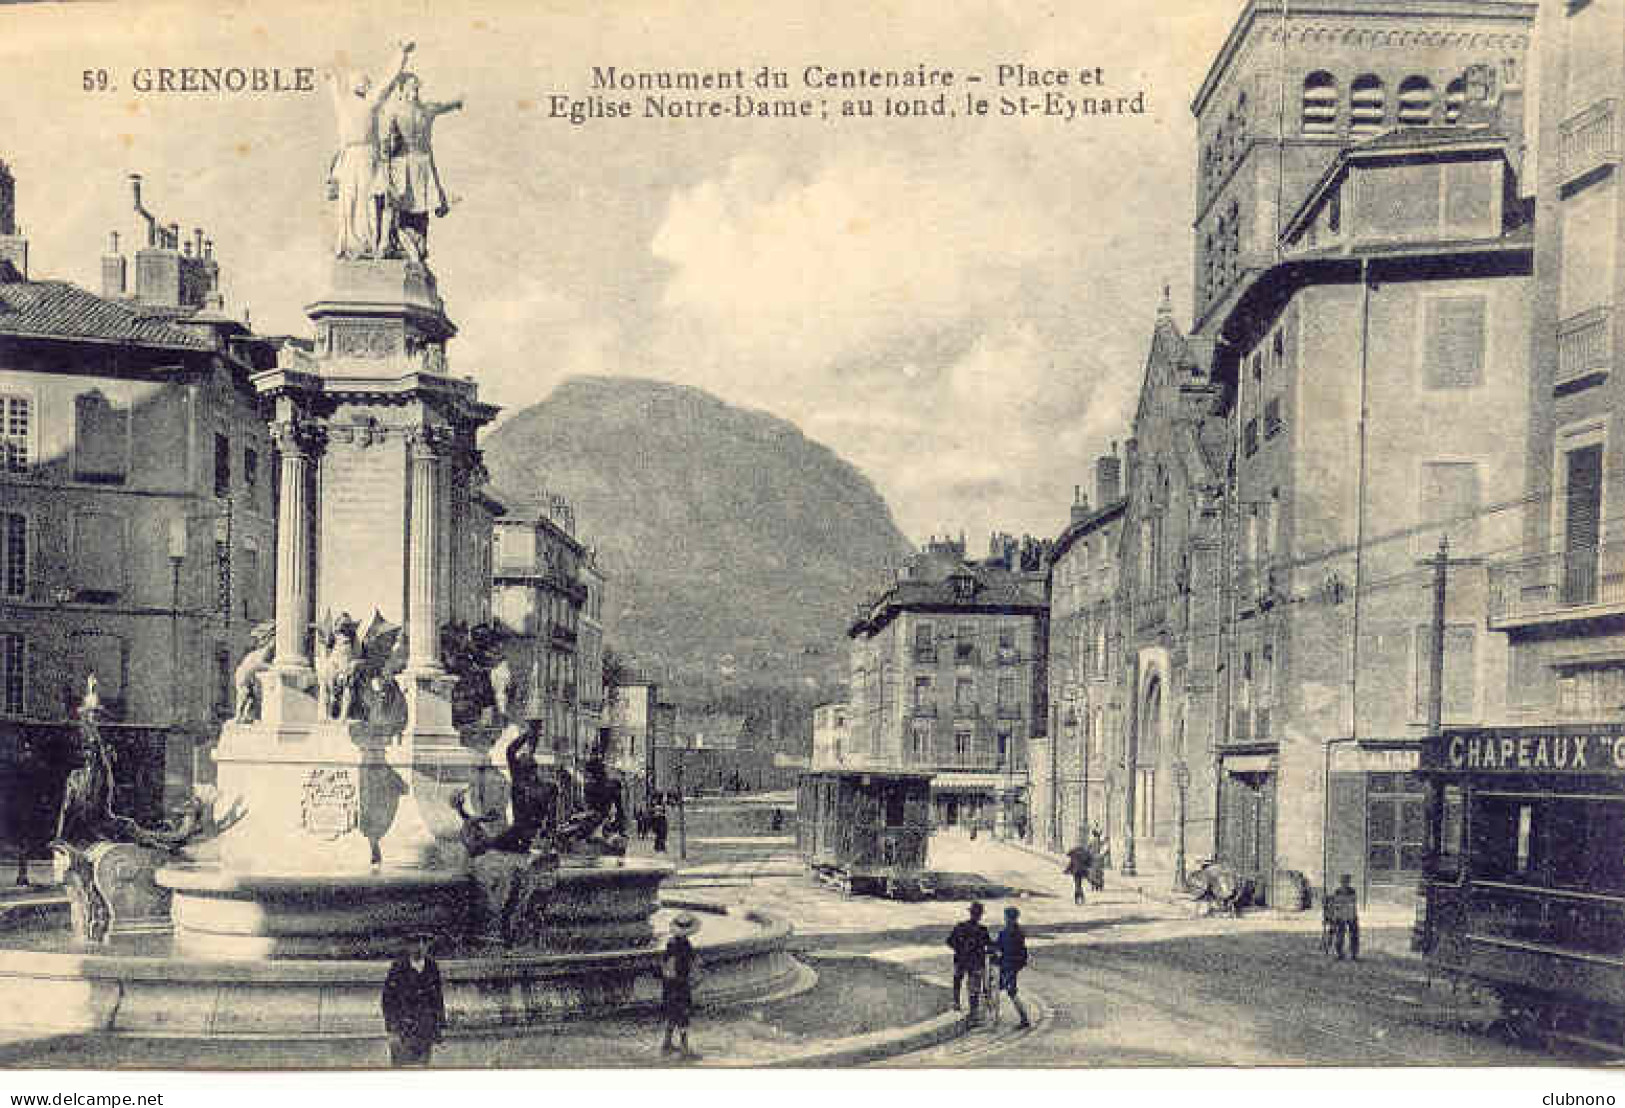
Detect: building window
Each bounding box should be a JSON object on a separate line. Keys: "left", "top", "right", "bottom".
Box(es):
{"left": 914, "top": 622, "right": 935, "bottom": 661}
{"left": 909, "top": 718, "right": 931, "bottom": 761}
{"left": 2, "top": 513, "right": 24, "bottom": 599}
{"left": 956, "top": 676, "right": 975, "bottom": 709}
{"left": 1397, "top": 76, "right": 1434, "bottom": 125}
{"left": 1413, "top": 624, "right": 1478, "bottom": 717}
{"left": 954, "top": 727, "right": 973, "bottom": 763}
{"left": 244, "top": 447, "right": 258, "bottom": 494}
{"left": 1, "top": 633, "right": 25, "bottom": 714}
{"left": 71, "top": 512, "right": 125, "bottom": 604}
{"left": 914, "top": 675, "right": 932, "bottom": 708}
{"left": 215, "top": 645, "right": 232, "bottom": 719}
{"left": 1350, "top": 74, "right": 1386, "bottom": 136}
{"left": 1263, "top": 396, "right": 1283, "bottom": 438}
{"left": 997, "top": 727, "right": 1014, "bottom": 768}
{"left": 1424, "top": 296, "right": 1486, "bottom": 388}
{"left": 214, "top": 433, "right": 230, "bottom": 498}
{"left": 1, "top": 395, "right": 31, "bottom": 473}
{"left": 1243, "top": 418, "right": 1259, "bottom": 457}
{"left": 997, "top": 676, "right": 1016, "bottom": 707}
{"left": 1419, "top": 460, "right": 1481, "bottom": 551}
{"left": 1368, "top": 772, "right": 1427, "bottom": 882}
{"left": 1302, "top": 71, "right": 1338, "bottom": 135}
{"left": 73, "top": 390, "right": 128, "bottom": 484}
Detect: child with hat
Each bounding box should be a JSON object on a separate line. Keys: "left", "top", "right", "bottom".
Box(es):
{"left": 660, "top": 911, "right": 702, "bottom": 1059}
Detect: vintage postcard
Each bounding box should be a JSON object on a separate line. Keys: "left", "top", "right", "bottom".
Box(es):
{"left": 0, "top": 0, "right": 1620, "bottom": 1103}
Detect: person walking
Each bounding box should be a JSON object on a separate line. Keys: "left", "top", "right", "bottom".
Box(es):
{"left": 651, "top": 803, "right": 670, "bottom": 854}
{"left": 1064, "top": 844, "right": 1091, "bottom": 905}
{"left": 659, "top": 911, "right": 702, "bottom": 1060}
{"left": 1327, "top": 873, "right": 1361, "bottom": 961}
{"left": 381, "top": 933, "right": 445, "bottom": 1066}
{"left": 946, "top": 901, "right": 993, "bottom": 1022}
{"left": 993, "top": 906, "right": 1032, "bottom": 1029}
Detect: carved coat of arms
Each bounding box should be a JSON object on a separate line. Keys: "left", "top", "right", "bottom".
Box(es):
{"left": 300, "top": 768, "right": 359, "bottom": 839}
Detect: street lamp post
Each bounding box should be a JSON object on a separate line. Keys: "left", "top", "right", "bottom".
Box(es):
{"left": 1172, "top": 759, "right": 1191, "bottom": 893}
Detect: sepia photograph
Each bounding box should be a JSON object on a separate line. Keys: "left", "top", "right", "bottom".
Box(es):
{"left": 0, "top": 0, "right": 1619, "bottom": 1102}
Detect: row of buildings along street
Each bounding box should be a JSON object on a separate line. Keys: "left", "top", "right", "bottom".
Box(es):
{"left": 816, "top": 0, "right": 1625, "bottom": 924}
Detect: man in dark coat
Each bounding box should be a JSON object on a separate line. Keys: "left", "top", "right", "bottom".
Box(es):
{"left": 946, "top": 901, "right": 992, "bottom": 1020}
{"left": 381, "top": 934, "right": 445, "bottom": 1066}
{"left": 1327, "top": 873, "right": 1360, "bottom": 961}
{"left": 994, "top": 906, "right": 1032, "bottom": 1029}
{"left": 1064, "top": 845, "right": 1091, "bottom": 905}
{"left": 651, "top": 803, "right": 670, "bottom": 854}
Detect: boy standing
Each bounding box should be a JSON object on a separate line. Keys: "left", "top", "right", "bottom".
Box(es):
{"left": 946, "top": 901, "right": 992, "bottom": 1020}
{"left": 660, "top": 912, "right": 702, "bottom": 1059}
{"left": 1328, "top": 874, "right": 1361, "bottom": 961}
{"left": 994, "top": 906, "right": 1032, "bottom": 1029}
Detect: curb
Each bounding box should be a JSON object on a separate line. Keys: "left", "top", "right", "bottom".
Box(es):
{"left": 743, "top": 1006, "right": 970, "bottom": 1068}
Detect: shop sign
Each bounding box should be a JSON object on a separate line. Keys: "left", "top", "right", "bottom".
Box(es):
{"left": 1426, "top": 726, "right": 1625, "bottom": 774}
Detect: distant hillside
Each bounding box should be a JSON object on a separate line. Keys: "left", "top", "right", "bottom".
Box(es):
{"left": 481, "top": 376, "right": 914, "bottom": 699}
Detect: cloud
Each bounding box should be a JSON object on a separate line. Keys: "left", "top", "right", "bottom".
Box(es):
{"left": 643, "top": 147, "right": 1143, "bottom": 543}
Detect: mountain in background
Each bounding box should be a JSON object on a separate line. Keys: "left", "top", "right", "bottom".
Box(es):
{"left": 481, "top": 376, "right": 915, "bottom": 709}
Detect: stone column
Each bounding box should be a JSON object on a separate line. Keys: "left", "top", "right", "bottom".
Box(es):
{"left": 271, "top": 419, "right": 321, "bottom": 671}
{"left": 406, "top": 425, "right": 448, "bottom": 673}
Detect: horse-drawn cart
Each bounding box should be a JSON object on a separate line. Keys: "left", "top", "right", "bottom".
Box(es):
{"left": 796, "top": 768, "right": 933, "bottom": 899}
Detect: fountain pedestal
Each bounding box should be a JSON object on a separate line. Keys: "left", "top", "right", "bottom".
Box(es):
{"left": 157, "top": 257, "right": 499, "bottom": 959}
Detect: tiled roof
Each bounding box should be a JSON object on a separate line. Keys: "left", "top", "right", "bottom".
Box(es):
{"left": 0, "top": 278, "right": 211, "bottom": 349}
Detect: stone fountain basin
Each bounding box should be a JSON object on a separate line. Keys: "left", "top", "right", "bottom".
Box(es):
{"left": 157, "top": 857, "right": 676, "bottom": 959}
{"left": 0, "top": 900, "right": 800, "bottom": 1039}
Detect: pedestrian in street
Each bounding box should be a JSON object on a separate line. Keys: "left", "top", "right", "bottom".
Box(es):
{"left": 1064, "top": 844, "right": 1091, "bottom": 905}
{"left": 660, "top": 911, "right": 702, "bottom": 1060}
{"left": 994, "top": 906, "right": 1032, "bottom": 1029}
{"left": 946, "top": 901, "right": 992, "bottom": 1021}
{"left": 381, "top": 933, "right": 445, "bottom": 1067}
{"left": 651, "top": 803, "right": 669, "bottom": 854}
{"left": 1087, "top": 826, "right": 1108, "bottom": 893}
{"left": 1327, "top": 873, "right": 1360, "bottom": 961}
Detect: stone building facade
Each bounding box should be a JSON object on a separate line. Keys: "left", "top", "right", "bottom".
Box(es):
{"left": 1115, "top": 300, "right": 1229, "bottom": 881}
{"left": 1033, "top": 458, "right": 1124, "bottom": 855}
{"left": 810, "top": 701, "right": 850, "bottom": 770}
{"left": 1192, "top": 0, "right": 1535, "bottom": 334}
{"left": 1209, "top": 112, "right": 1532, "bottom": 902}
{"left": 847, "top": 536, "right": 1047, "bottom": 836}
{"left": 0, "top": 170, "right": 277, "bottom": 816}
{"left": 489, "top": 494, "right": 584, "bottom": 759}
{"left": 1486, "top": 0, "right": 1625, "bottom": 727}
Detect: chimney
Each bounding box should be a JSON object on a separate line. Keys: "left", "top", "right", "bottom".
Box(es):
{"left": 101, "top": 230, "right": 127, "bottom": 297}
{"left": 1096, "top": 443, "right": 1123, "bottom": 506}
{"left": 0, "top": 163, "right": 25, "bottom": 280}
{"left": 1070, "top": 484, "right": 1091, "bottom": 524}
{"left": 0, "top": 161, "right": 13, "bottom": 236}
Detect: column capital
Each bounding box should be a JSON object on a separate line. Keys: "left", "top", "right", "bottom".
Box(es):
{"left": 404, "top": 424, "right": 455, "bottom": 460}
{"left": 271, "top": 418, "right": 327, "bottom": 458}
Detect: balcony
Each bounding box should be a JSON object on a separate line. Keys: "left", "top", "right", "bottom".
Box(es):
{"left": 953, "top": 703, "right": 980, "bottom": 719}
{"left": 1556, "top": 307, "right": 1611, "bottom": 390}
{"left": 913, "top": 647, "right": 938, "bottom": 664}
{"left": 911, "top": 703, "right": 937, "bottom": 718}
{"left": 1488, "top": 539, "right": 1625, "bottom": 630}
{"left": 996, "top": 703, "right": 1023, "bottom": 720}
{"left": 954, "top": 643, "right": 978, "bottom": 664}
{"left": 1559, "top": 99, "right": 1619, "bottom": 187}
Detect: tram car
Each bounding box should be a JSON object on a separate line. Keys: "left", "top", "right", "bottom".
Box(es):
{"left": 796, "top": 768, "right": 934, "bottom": 898}
{"left": 1413, "top": 725, "right": 1625, "bottom": 1054}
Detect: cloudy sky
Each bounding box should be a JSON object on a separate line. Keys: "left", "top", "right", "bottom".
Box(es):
{"left": 0, "top": 0, "right": 1240, "bottom": 547}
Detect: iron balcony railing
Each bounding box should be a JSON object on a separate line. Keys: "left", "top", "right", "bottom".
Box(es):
{"left": 1488, "top": 538, "right": 1625, "bottom": 626}
{"left": 1559, "top": 99, "right": 1619, "bottom": 186}
{"left": 1556, "top": 307, "right": 1612, "bottom": 389}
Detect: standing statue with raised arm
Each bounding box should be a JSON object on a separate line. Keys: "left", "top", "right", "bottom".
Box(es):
{"left": 380, "top": 71, "right": 463, "bottom": 264}
{"left": 326, "top": 41, "right": 415, "bottom": 259}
